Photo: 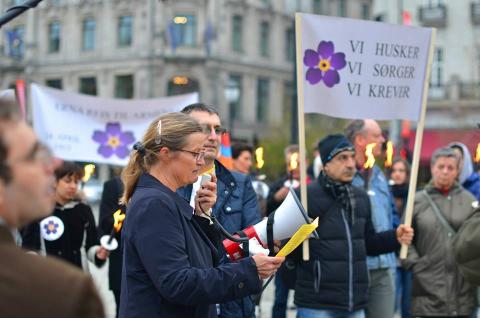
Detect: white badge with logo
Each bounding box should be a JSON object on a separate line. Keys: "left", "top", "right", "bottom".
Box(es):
{"left": 40, "top": 216, "right": 64, "bottom": 241}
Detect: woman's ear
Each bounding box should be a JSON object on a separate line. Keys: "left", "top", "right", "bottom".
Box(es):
{"left": 158, "top": 147, "right": 172, "bottom": 160}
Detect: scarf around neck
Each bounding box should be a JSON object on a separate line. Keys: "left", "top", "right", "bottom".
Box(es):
{"left": 319, "top": 171, "right": 356, "bottom": 225}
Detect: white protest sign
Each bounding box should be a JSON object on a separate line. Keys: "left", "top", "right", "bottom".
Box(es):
{"left": 299, "top": 13, "right": 433, "bottom": 120}
{"left": 31, "top": 84, "right": 198, "bottom": 165}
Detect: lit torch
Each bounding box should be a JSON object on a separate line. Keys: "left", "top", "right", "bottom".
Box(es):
{"left": 364, "top": 143, "right": 376, "bottom": 169}
{"left": 285, "top": 152, "right": 299, "bottom": 188}
{"left": 255, "top": 146, "right": 265, "bottom": 170}
{"left": 290, "top": 152, "right": 299, "bottom": 171}
{"left": 82, "top": 164, "right": 96, "bottom": 183}
{"left": 385, "top": 141, "right": 394, "bottom": 168}
{"left": 100, "top": 209, "right": 126, "bottom": 251}
{"left": 363, "top": 143, "right": 377, "bottom": 195}
{"left": 475, "top": 143, "right": 480, "bottom": 163}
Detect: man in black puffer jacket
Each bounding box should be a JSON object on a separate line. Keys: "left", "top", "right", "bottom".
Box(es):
{"left": 292, "top": 134, "right": 414, "bottom": 318}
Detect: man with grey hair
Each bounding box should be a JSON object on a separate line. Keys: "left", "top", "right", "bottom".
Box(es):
{"left": 0, "top": 90, "right": 105, "bottom": 318}
{"left": 403, "top": 147, "right": 478, "bottom": 317}
{"left": 345, "top": 119, "right": 398, "bottom": 318}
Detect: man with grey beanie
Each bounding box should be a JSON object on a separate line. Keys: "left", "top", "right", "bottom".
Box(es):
{"left": 291, "top": 134, "right": 414, "bottom": 318}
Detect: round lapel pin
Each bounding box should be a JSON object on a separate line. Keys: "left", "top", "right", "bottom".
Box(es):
{"left": 40, "top": 216, "right": 64, "bottom": 241}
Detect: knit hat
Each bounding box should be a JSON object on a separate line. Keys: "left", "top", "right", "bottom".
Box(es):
{"left": 318, "top": 134, "right": 354, "bottom": 166}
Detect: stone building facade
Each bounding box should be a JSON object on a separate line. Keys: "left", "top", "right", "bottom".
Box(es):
{"left": 1, "top": 0, "right": 372, "bottom": 140}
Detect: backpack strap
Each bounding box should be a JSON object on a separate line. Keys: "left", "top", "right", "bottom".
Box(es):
{"left": 422, "top": 190, "right": 456, "bottom": 237}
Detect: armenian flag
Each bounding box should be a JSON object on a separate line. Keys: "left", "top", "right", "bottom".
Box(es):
{"left": 218, "top": 131, "right": 233, "bottom": 170}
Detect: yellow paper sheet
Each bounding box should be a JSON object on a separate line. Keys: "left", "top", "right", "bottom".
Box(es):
{"left": 276, "top": 218, "right": 319, "bottom": 257}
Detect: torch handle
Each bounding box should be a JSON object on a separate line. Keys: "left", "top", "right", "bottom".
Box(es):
{"left": 261, "top": 275, "right": 275, "bottom": 292}
{"left": 107, "top": 227, "right": 116, "bottom": 244}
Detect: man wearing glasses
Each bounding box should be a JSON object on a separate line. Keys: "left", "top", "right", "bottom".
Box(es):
{"left": 179, "top": 103, "right": 262, "bottom": 318}
{"left": 0, "top": 90, "right": 105, "bottom": 318}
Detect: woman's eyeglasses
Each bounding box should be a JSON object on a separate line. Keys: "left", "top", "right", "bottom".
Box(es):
{"left": 142, "top": 146, "right": 205, "bottom": 162}
{"left": 173, "top": 148, "right": 206, "bottom": 162}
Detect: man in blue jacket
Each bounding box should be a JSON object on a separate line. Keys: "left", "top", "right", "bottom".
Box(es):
{"left": 178, "top": 103, "right": 262, "bottom": 318}
{"left": 293, "top": 134, "right": 413, "bottom": 318}
{"left": 345, "top": 120, "right": 399, "bottom": 318}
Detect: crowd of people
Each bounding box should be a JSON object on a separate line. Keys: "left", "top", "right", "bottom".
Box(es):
{"left": 0, "top": 90, "right": 479, "bottom": 318}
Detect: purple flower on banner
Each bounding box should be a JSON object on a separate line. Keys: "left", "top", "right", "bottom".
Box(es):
{"left": 303, "top": 41, "right": 346, "bottom": 87}
{"left": 92, "top": 123, "right": 135, "bottom": 159}
{"left": 44, "top": 220, "right": 59, "bottom": 235}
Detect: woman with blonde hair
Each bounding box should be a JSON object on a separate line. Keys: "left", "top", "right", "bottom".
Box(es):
{"left": 119, "top": 112, "right": 283, "bottom": 318}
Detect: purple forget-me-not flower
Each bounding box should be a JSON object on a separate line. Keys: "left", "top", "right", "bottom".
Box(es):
{"left": 92, "top": 123, "right": 135, "bottom": 159}
{"left": 44, "top": 220, "right": 59, "bottom": 235}
{"left": 303, "top": 41, "right": 346, "bottom": 87}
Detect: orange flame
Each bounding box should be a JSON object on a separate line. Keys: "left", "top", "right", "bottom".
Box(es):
{"left": 255, "top": 147, "right": 265, "bottom": 169}
{"left": 82, "top": 164, "right": 95, "bottom": 183}
{"left": 289, "top": 152, "right": 299, "bottom": 171}
{"left": 385, "top": 141, "right": 393, "bottom": 168}
{"left": 364, "top": 143, "right": 376, "bottom": 169}
{"left": 113, "top": 209, "right": 126, "bottom": 232}
{"left": 475, "top": 143, "right": 480, "bottom": 163}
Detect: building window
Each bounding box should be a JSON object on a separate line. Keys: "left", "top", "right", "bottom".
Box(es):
{"left": 313, "top": 0, "right": 323, "bottom": 14}
{"left": 5, "top": 25, "right": 25, "bottom": 59}
{"left": 232, "top": 15, "right": 243, "bottom": 52}
{"left": 361, "top": 4, "right": 370, "bottom": 19}
{"left": 256, "top": 78, "right": 269, "bottom": 122}
{"left": 285, "top": 0, "right": 300, "bottom": 13}
{"left": 285, "top": 27, "right": 295, "bottom": 62}
{"left": 260, "top": 21, "right": 270, "bottom": 57}
{"left": 172, "top": 14, "right": 197, "bottom": 47}
{"left": 429, "top": 47, "right": 444, "bottom": 99}
{"left": 338, "top": 0, "right": 347, "bottom": 17}
{"left": 478, "top": 48, "right": 480, "bottom": 86}
{"left": 46, "top": 79, "right": 62, "bottom": 89}
{"left": 115, "top": 75, "right": 134, "bottom": 98}
{"left": 425, "top": 0, "right": 444, "bottom": 7}
{"left": 118, "top": 15, "right": 132, "bottom": 47}
{"left": 167, "top": 76, "right": 199, "bottom": 96}
{"left": 79, "top": 77, "right": 97, "bottom": 96}
{"left": 48, "top": 21, "right": 61, "bottom": 53}
{"left": 82, "top": 18, "right": 96, "bottom": 51}
{"left": 430, "top": 48, "right": 443, "bottom": 87}
{"left": 283, "top": 81, "right": 294, "bottom": 114}
{"left": 227, "top": 75, "right": 242, "bottom": 122}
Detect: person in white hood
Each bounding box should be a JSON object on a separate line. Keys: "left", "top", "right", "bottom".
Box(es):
{"left": 448, "top": 142, "right": 480, "bottom": 200}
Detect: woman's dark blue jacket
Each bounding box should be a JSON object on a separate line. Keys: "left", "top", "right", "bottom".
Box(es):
{"left": 119, "top": 174, "right": 261, "bottom": 318}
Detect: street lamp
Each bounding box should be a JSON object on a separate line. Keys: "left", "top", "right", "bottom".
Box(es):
{"left": 224, "top": 78, "right": 240, "bottom": 137}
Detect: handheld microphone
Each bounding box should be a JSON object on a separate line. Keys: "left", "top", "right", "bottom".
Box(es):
{"left": 200, "top": 174, "right": 212, "bottom": 186}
